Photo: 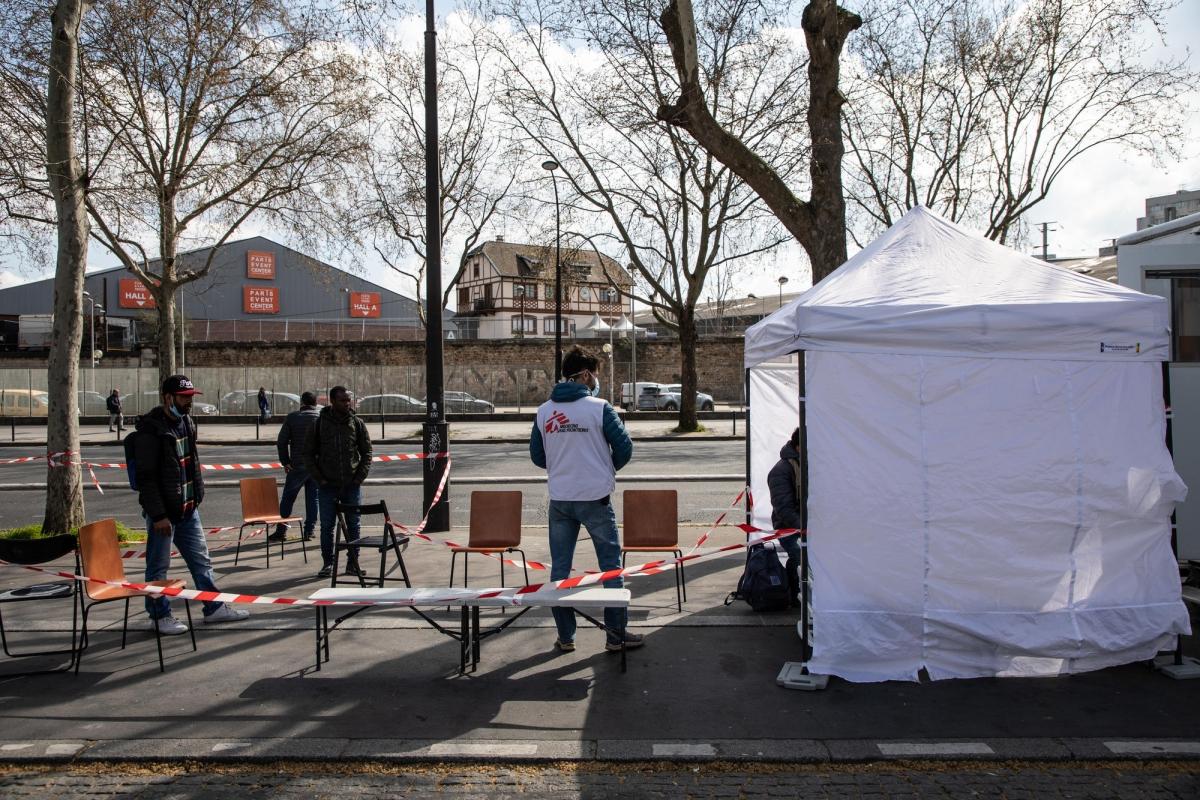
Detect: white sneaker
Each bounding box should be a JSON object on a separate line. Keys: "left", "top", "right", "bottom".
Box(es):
{"left": 203, "top": 604, "right": 250, "bottom": 624}
{"left": 151, "top": 615, "right": 188, "bottom": 636}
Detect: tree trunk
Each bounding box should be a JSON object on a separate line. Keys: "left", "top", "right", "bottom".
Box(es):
{"left": 42, "top": 0, "right": 89, "bottom": 534}
{"left": 658, "top": 0, "right": 860, "bottom": 284}
{"left": 802, "top": 0, "right": 859, "bottom": 282}
{"left": 156, "top": 289, "right": 177, "bottom": 385}
{"left": 676, "top": 308, "right": 699, "bottom": 432}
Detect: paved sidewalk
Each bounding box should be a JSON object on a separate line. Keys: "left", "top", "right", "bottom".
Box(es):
{"left": 1, "top": 761, "right": 1198, "bottom": 798}
{"left": 1, "top": 521, "right": 1198, "bottom": 767}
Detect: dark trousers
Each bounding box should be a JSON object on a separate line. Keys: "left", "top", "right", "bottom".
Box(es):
{"left": 279, "top": 468, "right": 318, "bottom": 537}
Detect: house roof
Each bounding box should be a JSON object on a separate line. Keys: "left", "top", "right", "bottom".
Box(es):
{"left": 1117, "top": 209, "right": 1200, "bottom": 246}
{"left": 467, "top": 240, "right": 632, "bottom": 287}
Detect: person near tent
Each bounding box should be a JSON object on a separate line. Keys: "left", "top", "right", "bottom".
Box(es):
{"left": 257, "top": 387, "right": 270, "bottom": 422}
{"left": 530, "top": 345, "right": 642, "bottom": 654}
{"left": 269, "top": 391, "right": 320, "bottom": 544}
{"left": 767, "top": 427, "right": 805, "bottom": 607}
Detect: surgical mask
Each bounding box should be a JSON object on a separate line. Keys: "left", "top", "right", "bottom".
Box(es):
{"left": 167, "top": 399, "right": 188, "bottom": 418}
{"left": 589, "top": 381, "right": 601, "bottom": 398}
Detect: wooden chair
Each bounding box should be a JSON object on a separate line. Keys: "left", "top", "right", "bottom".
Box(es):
{"left": 621, "top": 490, "right": 686, "bottom": 612}
{"left": 0, "top": 533, "right": 80, "bottom": 675}
{"left": 234, "top": 477, "right": 305, "bottom": 568}
{"left": 449, "top": 491, "right": 529, "bottom": 593}
{"left": 76, "top": 519, "right": 196, "bottom": 674}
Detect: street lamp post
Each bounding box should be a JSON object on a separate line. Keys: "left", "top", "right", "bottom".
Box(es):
{"left": 777, "top": 275, "right": 789, "bottom": 309}
{"left": 541, "top": 159, "right": 562, "bottom": 381}
{"left": 81, "top": 291, "right": 103, "bottom": 393}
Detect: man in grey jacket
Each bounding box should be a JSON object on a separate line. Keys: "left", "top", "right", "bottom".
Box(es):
{"left": 302, "top": 386, "right": 372, "bottom": 579}
{"left": 269, "top": 391, "right": 321, "bottom": 543}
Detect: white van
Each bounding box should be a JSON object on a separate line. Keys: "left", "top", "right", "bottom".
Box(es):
{"left": 0, "top": 389, "right": 50, "bottom": 417}
{"left": 619, "top": 382, "right": 665, "bottom": 411}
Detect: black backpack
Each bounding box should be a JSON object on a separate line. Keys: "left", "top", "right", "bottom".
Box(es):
{"left": 123, "top": 430, "right": 140, "bottom": 491}
{"left": 725, "top": 544, "right": 789, "bottom": 612}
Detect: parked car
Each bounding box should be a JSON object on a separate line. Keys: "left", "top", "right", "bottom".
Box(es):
{"left": 218, "top": 390, "right": 302, "bottom": 416}
{"left": 77, "top": 390, "right": 109, "bottom": 416}
{"left": 620, "top": 381, "right": 663, "bottom": 412}
{"left": 636, "top": 383, "right": 715, "bottom": 412}
{"left": 423, "top": 391, "right": 494, "bottom": 414}
{"left": 356, "top": 394, "right": 424, "bottom": 414}
{"left": 0, "top": 389, "right": 49, "bottom": 417}
{"left": 137, "top": 390, "right": 219, "bottom": 416}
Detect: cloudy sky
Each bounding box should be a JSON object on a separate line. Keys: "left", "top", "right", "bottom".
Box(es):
{"left": 2, "top": 1, "right": 1196, "bottom": 303}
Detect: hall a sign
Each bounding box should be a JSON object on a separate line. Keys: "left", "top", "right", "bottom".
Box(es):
{"left": 246, "top": 250, "right": 276, "bottom": 279}
{"left": 349, "top": 291, "right": 381, "bottom": 318}
{"left": 118, "top": 278, "right": 156, "bottom": 309}
{"left": 243, "top": 285, "right": 280, "bottom": 314}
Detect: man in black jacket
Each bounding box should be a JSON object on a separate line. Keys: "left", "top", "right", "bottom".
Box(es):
{"left": 767, "top": 427, "right": 806, "bottom": 607}
{"left": 106, "top": 389, "right": 123, "bottom": 432}
{"left": 302, "top": 386, "right": 372, "bottom": 579}
{"left": 136, "top": 375, "right": 249, "bottom": 634}
{"left": 268, "top": 391, "right": 321, "bottom": 543}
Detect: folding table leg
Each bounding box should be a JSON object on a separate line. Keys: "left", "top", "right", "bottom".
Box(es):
{"left": 459, "top": 606, "right": 469, "bottom": 674}
{"left": 472, "top": 606, "right": 481, "bottom": 668}
{"left": 314, "top": 607, "right": 321, "bottom": 671}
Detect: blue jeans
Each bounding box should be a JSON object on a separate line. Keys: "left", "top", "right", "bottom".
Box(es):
{"left": 317, "top": 483, "right": 362, "bottom": 564}
{"left": 144, "top": 511, "right": 224, "bottom": 619}
{"left": 279, "top": 467, "right": 318, "bottom": 537}
{"left": 548, "top": 498, "right": 627, "bottom": 643}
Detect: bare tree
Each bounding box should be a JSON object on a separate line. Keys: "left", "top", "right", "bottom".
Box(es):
{"left": 41, "top": 0, "right": 89, "bottom": 532}
{"left": 844, "top": 0, "right": 1192, "bottom": 244}
{"left": 488, "top": 0, "right": 800, "bottom": 429}
{"left": 358, "top": 14, "right": 517, "bottom": 323}
{"left": 658, "top": 0, "right": 861, "bottom": 283}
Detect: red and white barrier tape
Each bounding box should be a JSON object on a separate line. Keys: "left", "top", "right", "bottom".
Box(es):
{"left": 0, "top": 525, "right": 805, "bottom": 607}
{"left": 6, "top": 451, "right": 448, "bottom": 473}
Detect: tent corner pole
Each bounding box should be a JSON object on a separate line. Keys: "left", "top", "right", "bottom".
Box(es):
{"left": 744, "top": 367, "right": 751, "bottom": 525}
{"left": 798, "top": 351, "right": 810, "bottom": 665}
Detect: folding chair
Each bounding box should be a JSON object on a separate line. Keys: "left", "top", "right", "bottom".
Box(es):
{"left": 76, "top": 519, "right": 196, "bottom": 674}
{"left": 449, "top": 491, "right": 529, "bottom": 592}
{"left": 331, "top": 499, "right": 411, "bottom": 588}
{"left": 234, "top": 477, "right": 306, "bottom": 567}
{"left": 0, "top": 533, "right": 80, "bottom": 675}
{"left": 621, "top": 489, "right": 686, "bottom": 612}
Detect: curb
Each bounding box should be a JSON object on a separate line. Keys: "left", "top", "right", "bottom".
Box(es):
{"left": 2, "top": 737, "right": 1198, "bottom": 764}
{"left": 0, "top": 435, "right": 746, "bottom": 448}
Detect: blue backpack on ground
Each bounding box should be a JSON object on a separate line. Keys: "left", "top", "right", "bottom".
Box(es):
{"left": 123, "top": 430, "right": 140, "bottom": 491}
{"left": 726, "top": 544, "right": 790, "bottom": 612}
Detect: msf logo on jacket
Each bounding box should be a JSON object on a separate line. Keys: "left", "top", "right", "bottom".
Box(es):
{"left": 544, "top": 410, "right": 589, "bottom": 434}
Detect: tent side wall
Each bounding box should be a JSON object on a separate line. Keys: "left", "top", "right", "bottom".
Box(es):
{"left": 796, "top": 351, "right": 1188, "bottom": 681}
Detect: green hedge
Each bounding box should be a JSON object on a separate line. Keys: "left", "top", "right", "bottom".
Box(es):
{"left": 0, "top": 522, "right": 144, "bottom": 543}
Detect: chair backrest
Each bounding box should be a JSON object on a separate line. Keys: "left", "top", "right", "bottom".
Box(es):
{"left": 622, "top": 490, "right": 679, "bottom": 548}
{"left": 0, "top": 533, "right": 76, "bottom": 565}
{"left": 468, "top": 491, "right": 522, "bottom": 548}
{"left": 240, "top": 477, "right": 280, "bottom": 522}
{"left": 78, "top": 519, "right": 125, "bottom": 599}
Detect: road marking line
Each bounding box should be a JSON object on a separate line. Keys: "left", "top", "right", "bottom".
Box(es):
{"left": 211, "top": 742, "right": 252, "bottom": 752}
{"left": 877, "top": 743, "right": 994, "bottom": 756}
{"left": 428, "top": 742, "right": 538, "bottom": 756}
{"left": 0, "top": 743, "right": 33, "bottom": 751}
{"left": 653, "top": 743, "right": 716, "bottom": 757}
{"left": 1105, "top": 741, "right": 1200, "bottom": 754}
{"left": 45, "top": 744, "right": 79, "bottom": 756}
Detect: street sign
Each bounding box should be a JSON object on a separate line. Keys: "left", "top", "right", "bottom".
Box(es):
{"left": 243, "top": 285, "right": 280, "bottom": 314}
{"left": 118, "top": 278, "right": 156, "bottom": 309}
{"left": 349, "top": 291, "right": 381, "bottom": 318}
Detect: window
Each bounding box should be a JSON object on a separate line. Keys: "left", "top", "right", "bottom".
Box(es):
{"left": 1145, "top": 272, "right": 1200, "bottom": 362}
{"left": 514, "top": 284, "right": 525, "bottom": 298}
{"left": 511, "top": 315, "right": 536, "bottom": 333}
{"left": 473, "top": 262, "right": 481, "bottom": 279}
{"left": 543, "top": 318, "right": 577, "bottom": 334}
{"left": 604, "top": 287, "right": 619, "bottom": 302}
{"left": 544, "top": 284, "right": 554, "bottom": 300}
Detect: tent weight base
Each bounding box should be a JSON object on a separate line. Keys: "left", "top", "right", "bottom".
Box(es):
{"left": 1154, "top": 654, "right": 1200, "bottom": 680}
{"left": 777, "top": 661, "right": 829, "bottom": 691}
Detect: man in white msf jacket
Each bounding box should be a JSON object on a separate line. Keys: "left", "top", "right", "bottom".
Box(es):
{"left": 530, "top": 345, "right": 640, "bottom": 653}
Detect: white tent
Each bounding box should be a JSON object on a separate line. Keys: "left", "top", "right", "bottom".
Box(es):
{"left": 745, "top": 206, "right": 1190, "bottom": 682}
{"left": 579, "top": 313, "right": 612, "bottom": 338}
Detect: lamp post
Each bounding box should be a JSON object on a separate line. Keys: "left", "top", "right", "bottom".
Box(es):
{"left": 81, "top": 291, "right": 103, "bottom": 393}
{"left": 777, "top": 275, "right": 789, "bottom": 309}
{"left": 602, "top": 342, "right": 613, "bottom": 404}
{"left": 541, "top": 158, "right": 562, "bottom": 381}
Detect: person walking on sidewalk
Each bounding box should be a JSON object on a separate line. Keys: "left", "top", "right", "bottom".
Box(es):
{"left": 106, "top": 388, "right": 123, "bottom": 432}
{"left": 268, "top": 391, "right": 321, "bottom": 544}
{"left": 303, "top": 385, "right": 372, "bottom": 579}
{"left": 257, "top": 387, "right": 270, "bottom": 422}
{"left": 767, "top": 427, "right": 806, "bottom": 607}
{"left": 530, "top": 345, "right": 641, "bottom": 654}
{"left": 134, "top": 375, "right": 249, "bottom": 634}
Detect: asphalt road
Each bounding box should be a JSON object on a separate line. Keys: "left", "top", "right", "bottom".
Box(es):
{"left": 0, "top": 440, "right": 747, "bottom": 529}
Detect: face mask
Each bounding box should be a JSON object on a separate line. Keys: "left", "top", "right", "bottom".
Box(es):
{"left": 167, "top": 398, "right": 188, "bottom": 418}
{"left": 589, "top": 381, "right": 601, "bottom": 398}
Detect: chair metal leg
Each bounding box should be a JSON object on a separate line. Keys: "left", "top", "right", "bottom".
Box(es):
{"left": 517, "top": 549, "right": 530, "bottom": 588}
{"left": 678, "top": 550, "right": 687, "bottom": 603}
{"left": 264, "top": 525, "right": 271, "bottom": 569}
{"left": 184, "top": 600, "right": 196, "bottom": 652}
{"left": 388, "top": 533, "right": 410, "bottom": 587}
{"left": 153, "top": 611, "right": 165, "bottom": 673}
{"left": 121, "top": 597, "right": 129, "bottom": 649}
{"left": 74, "top": 604, "right": 89, "bottom": 675}
{"left": 300, "top": 531, "right": 308, "bottom": 564}
{"left": 234, "top": 523, "right": 247, "bottom": 566}
{"left": 673, "top": 550, "right": 682, "bottom": 612}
